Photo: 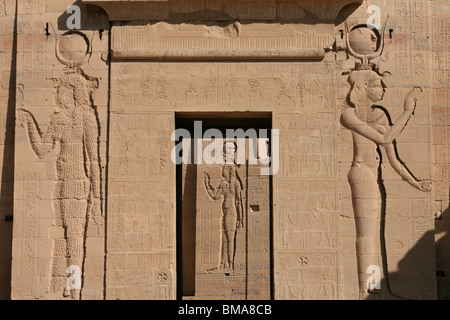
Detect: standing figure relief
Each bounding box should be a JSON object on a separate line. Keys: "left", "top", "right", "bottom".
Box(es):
{"left": 341, "top": 23, "right": 432, "bottom": 299}
{"left": 203, "top": 141, "right": 244, "bottom": 273}
{"left": 17, "top": 68, "right": 102, "bottom": 299}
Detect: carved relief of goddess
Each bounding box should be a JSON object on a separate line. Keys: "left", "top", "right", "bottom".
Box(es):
{"left": 340, "top": 68, "right": 431, "bottom": 299}
{"left": 203, "top": 141, "right": 244, "bottom": 272}
{"left": 18, "top": 69, "right": 101, "bottom": 299}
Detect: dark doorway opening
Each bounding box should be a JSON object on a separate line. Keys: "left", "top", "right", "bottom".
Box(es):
{"left": 175, "top": 112, "right": 273, "bottom": 300}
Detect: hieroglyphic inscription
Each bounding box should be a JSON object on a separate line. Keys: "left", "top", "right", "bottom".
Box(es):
{"left": 107, "top": 106, "right": 175, "bottom": 299}
{"left": 108, "top": 181, "right": 171, "bottom": 252}
{"left": 109, "top": 113, "right": 172, "bottom": 180}
{"left": 277, "top": 113, "right": 335, "bottom": 178}
{"left": 112, "top": 62, "right": 335, "bottom": 111}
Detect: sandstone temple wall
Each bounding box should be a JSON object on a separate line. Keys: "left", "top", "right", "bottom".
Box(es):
{"left": 0, "top": 0, "right": 448, "bottom": 300}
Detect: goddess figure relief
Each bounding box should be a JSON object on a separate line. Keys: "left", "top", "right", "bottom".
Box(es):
{"left": 341, "top": 22, "right": 431, "bottom": 299}
{"left": 341, "top": 68, "right": 431, "bottom": 298}
{"left": 18, "top": 68, "right": 102, "bottom": 299}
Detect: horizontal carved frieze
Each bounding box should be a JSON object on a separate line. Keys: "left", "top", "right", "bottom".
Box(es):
{"left": 111, "top": 22, "right": 333, "bottom": 60}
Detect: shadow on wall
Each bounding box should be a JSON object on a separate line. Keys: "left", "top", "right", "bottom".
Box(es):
{"left": 365, "top": 205, "right": 450, "bottom": 300}
{"left": 435, "top": 205, "right": 450, "bottom": 300}
{"left": 0, "top": 0, "right": 17, "bottom": 300}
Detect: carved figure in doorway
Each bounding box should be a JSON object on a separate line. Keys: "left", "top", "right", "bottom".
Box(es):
{"left": 203, "top": 141, "right": 244, "bottom": 272}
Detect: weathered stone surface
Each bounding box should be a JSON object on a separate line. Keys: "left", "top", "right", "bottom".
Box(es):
{"left": 0, "top": 0, "right": 448, "bottom": 300}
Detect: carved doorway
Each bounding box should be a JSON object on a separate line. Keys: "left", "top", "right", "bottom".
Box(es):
{"left": 176, "top": 113, "right": 272, "bottom": 300}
